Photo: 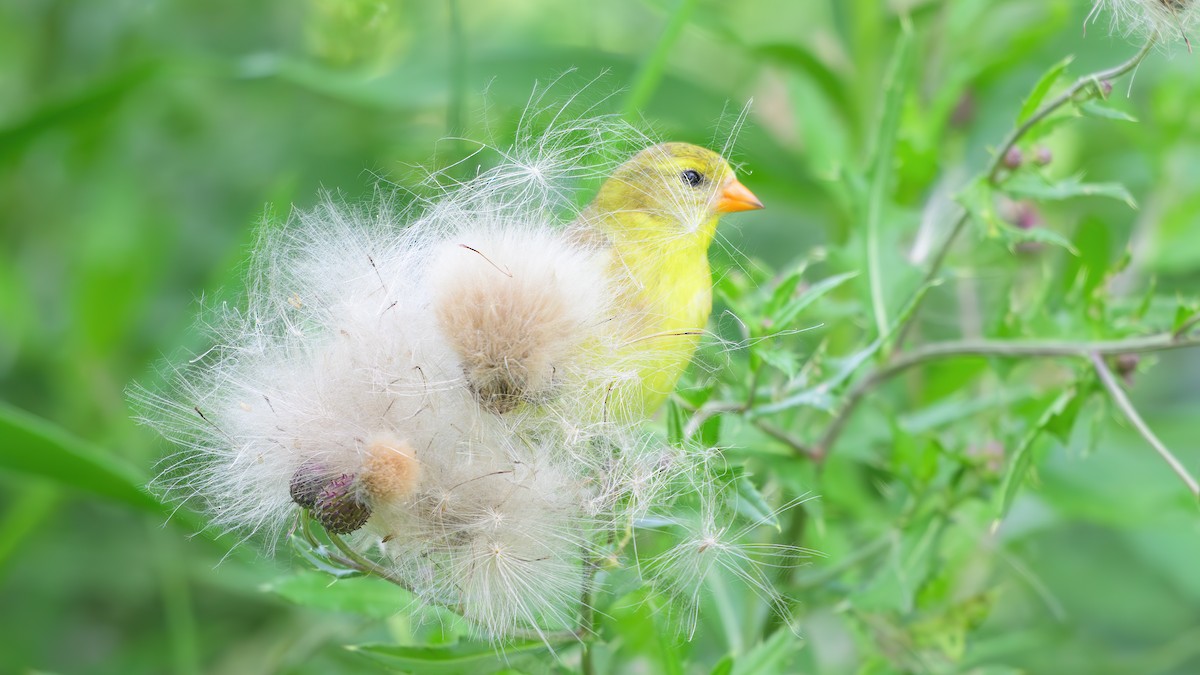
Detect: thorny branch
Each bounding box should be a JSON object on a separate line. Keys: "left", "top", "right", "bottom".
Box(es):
{"left": 815, "top": 325, "right": 1200, "bottom": 458}
{"left": 1091, "top": 353, "right": 1200, "bottom": 499}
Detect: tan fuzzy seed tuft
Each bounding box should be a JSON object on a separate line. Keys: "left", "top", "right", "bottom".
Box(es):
{"left": 432, "top": 230, "right": 608, "bottom": 414}
{"left": 362, "top": 435, "right": 421, "bottom": 502}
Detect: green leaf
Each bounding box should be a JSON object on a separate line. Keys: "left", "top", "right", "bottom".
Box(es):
{"left": 264, "top": 570, "right": 409, "bottom": 618}
{"left": 1078, "top": 99, "right": 1138, "bottom": 122}
{"left": 710, "top": 654, "right": 735, "bottom": 675}
{"left": 864, "top": 24, "right": 916, "bottom": 337}
{"left": 1018, "top": 56, "right": 1072, "bottom": 124}
{"left": 732, "top": 626, "right": 803, "bottom": 675}
{"left": 1003, "top": 173, "right": 1137, "bottom": 208}
{"left": 995, "top": 220, "right": 1079, "bottom": 255}
{"left": 758, "top": 347, "right": 800, "bottom": 379}
{"left": 348, "top": 639, "right": 559, "bottom": 674}
{"left": 771, "top": 271, "right": 860, "bottom": 330}
{"left": 0, "top": 402, "right": 160, "bottom": 514}
{"left": 1173, "top": 303, "right": 1200, "bottom": 335}
{"left": 995, "top": 387, "right": 1080, "bottom": 521}
{"left": 666, "top": 399, "right": 686, "bottom": 447}
{"left": 754, "top": 338, "right": 884, "bottom": 415}
{"left": 733, "top": 474, "right": 780, "bottom": 531}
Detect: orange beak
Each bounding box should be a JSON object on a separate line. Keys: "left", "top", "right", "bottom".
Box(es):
{"left": 716, "top": 178, "right": 764, "bottom": 214}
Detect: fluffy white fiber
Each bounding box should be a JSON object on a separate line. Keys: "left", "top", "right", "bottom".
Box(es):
{"left": 1090, "top": 0, "right": 1200, "bottom": 45}
{"left": 133, "top": 98, "right": 792, "bottom": 640}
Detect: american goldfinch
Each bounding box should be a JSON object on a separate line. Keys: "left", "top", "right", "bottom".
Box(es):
{"left": 574, "top": 142, "right": 763, "bottom": 417}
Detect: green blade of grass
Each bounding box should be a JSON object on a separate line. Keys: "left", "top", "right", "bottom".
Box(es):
{"left": 0, "top": 401, "right": 159, "bottom": 514}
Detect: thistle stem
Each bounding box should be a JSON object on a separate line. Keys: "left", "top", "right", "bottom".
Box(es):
{"left": 816, "top": 324, "right": 1200, "bottom": 457}
{"left": 1090, "top": 353, "right": 1200, "bottom": 499}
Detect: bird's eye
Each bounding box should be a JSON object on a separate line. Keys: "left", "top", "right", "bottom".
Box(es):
{"left": 680, "top": 169, "right": 704, "bottom": 187}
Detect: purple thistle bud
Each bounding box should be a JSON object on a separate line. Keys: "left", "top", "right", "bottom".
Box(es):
{"left": 1003, "top": 147, "right": 1023, "bottom": 170}
{"left": 1034, "top": 146, "right": 1053, "bottom": 166}
{"left": 1011, "top": 201, "right": 1042, "bottom": 230}
{"left": 314, "top": 473, "right": 372, "bottom": 534}
{"left": 1115, "top": 353, "right": 1141, "bottom": 387}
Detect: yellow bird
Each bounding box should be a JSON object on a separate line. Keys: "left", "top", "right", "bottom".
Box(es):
{"left": 574, "top": 142, "right": 764, "bottom": 417}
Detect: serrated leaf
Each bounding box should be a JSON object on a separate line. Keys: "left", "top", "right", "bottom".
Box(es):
{"left": 754, "top": 338, "right": 884, "bottom": 415}
{"left": 758, "top": 347, "right": 800, "bottom": 378}
{"left": 762, "top": 267, "right": 806, "bottom": 322}
{"left": 1018, "top": 56, "right": 1073, "bottom": 123}
{"left": 996, "top": 387, "right": 1079, "bottom": 520}
{"left": 1078, "top": 99, "right": 1138, "bottom": 122}
{"left": 1003, "top": 174, "right": 1137, "bottom": 208}
{"left": 772, "top": 271, "right": 859, "bottom": 330}
{"left": 996, "top": 220, "right": 1079, "bottom": 255}
{"left": 1173, "top": 303, "right": 1200, "bottom": 334}
{"left": 264, "top": 570, "right": 410, "bottom": 618}
{"left": 734, "top": 474, "right": 780, "bottom": 531}
{"left": 348, "top": 639, "right": 558, "bottom": 674}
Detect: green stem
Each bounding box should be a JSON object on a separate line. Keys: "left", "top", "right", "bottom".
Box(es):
{"left": 446, "top": 0, "right": 465, "bottom": 137}
{"left": 622, "top": 0, "right": 699, "bottom": 117}
{"left": 1090, "top": 353, "right": 1200, "bottom": 498}
{"left": 153, "top": 524, "right": 201, "bottom": 675}
{"left": 816, "top": 325, "right": 1200, "bottom": 457}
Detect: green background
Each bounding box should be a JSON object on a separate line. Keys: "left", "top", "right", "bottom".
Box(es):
{"left": 2, "top": 0, "right": 1199, "bottom": 673}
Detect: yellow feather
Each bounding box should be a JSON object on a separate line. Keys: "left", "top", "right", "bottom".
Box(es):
{"left": 575, "top": 142, "right": 762, "bottom": 417}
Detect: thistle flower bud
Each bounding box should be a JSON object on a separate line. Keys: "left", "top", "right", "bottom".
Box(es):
{"left": 1003, "top": 147, "right": 1024, "bottom": 170}
{"left": 314, "top": 473, "right": 372, "bottom": 534}
{"left": 1034, "top": 146, "right": 1053, "bottom": 166}
{"left": 1008, "top": 201, "right": 1043, "bottom": 231}
{"left": 1115, "top": 353, "right": 1141, "bottom": 386}
{"left": 289, "top": 462, "right": 330, "bottom": 510}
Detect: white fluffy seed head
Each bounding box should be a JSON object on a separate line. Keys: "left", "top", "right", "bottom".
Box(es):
{"left": 131, "top": 90, "right": 784, "bottom": 641}
{"left": 1091, "top": 0, "right": 1200, "bottom": 45}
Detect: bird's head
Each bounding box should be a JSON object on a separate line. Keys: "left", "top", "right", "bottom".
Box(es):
{"left": 585, "top": 142, "right": 763, "bottom": 250}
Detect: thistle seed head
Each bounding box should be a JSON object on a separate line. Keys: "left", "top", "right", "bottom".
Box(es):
{"left": 1091, "top": 0, "right": 1200, "bottom": 47}
{"left": 362, "top": 434, "right": 421, "bottom": 502}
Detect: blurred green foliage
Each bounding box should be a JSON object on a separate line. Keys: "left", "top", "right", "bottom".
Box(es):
{"left": 3, "top": 0, "right": 1200, "bottom": 673}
